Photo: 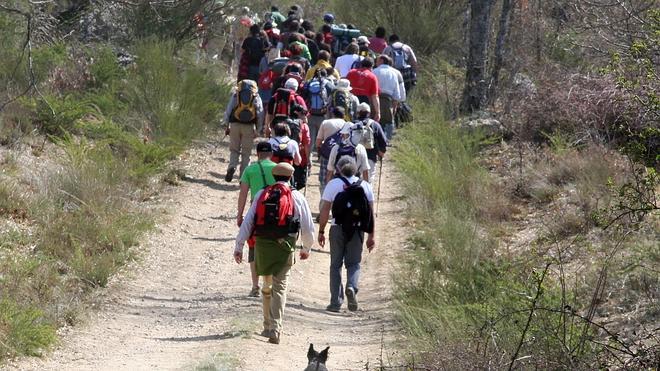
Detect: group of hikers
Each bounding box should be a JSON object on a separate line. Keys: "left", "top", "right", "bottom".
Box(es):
{"left": 224, "top": 5, "right": 418, "bottom": 345}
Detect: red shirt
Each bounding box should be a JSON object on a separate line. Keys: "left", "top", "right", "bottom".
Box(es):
{"left": 368, "top": 37, "right": 387, "bottom": 54}
{"left": 346, "top": 68, "right": 379, "bottom": 97}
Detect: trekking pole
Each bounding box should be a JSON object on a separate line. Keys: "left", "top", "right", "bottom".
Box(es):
{"left": 376, "top": 157, "right": 383, "bottom": 217}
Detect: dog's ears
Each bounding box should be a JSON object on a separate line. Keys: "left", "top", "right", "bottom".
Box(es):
{"left": 319, "top": 347, "right": 330, "bottom": 363}
{"left": 307, "top": 343, "right": 317, "bottom": 361}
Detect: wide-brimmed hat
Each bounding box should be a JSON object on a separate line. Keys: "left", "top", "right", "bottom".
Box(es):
{"left": 335, "top": 78, "right": 352, "bottom": 91}
{"left": 272, "top": 162, "right": 294, "bottom": 177}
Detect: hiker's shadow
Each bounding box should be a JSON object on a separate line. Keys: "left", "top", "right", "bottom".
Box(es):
{"left": 181, "top": 176, "right": 239, "bottom": 191}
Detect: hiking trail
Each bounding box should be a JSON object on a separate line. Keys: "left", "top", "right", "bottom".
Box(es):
{"left": 6, "top": 138, "right": 407, "bottom": 370}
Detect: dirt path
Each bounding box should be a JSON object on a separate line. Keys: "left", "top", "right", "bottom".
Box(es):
{"left": 6, "top": 138, "right": 407, "bottom": 371}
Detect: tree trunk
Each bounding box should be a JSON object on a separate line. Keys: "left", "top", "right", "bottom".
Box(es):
{"left": 460, "top": 0, "right": 495, "bottom": 114}
{"left": 488, "top": 0, "right": 514, "bottom": 105}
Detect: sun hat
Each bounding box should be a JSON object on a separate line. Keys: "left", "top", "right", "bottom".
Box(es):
{"left": 335, "top": 78, "right": 352, "bottom": 91}
{"left": 357, "top": 36, "right": 370, "bottom": 45}
{"left": 357, "top": 102, "right": 371, "bottom": 113}
{"left": 272, "top": 162, "right": 295, "bottom": 177}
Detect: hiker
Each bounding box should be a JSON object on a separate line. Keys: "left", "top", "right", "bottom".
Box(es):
{"left": 224, "top": 80, "right": 264, "bottom": 182}
{"left": 306, "top": 50, "right": 340, "bottom": 81}
{"left": 271, "top": 62, "right": 304, "bottom": 94}
{"left": 234, "top": 162, "right": 315, "bottom": 344}
{"left": 289, "top": 105, "right": 312, "bottom": 190}
{"left": 368, "top": 26, "right": 388, "bottom": 54}
{"left": 193, "top": 12, "right": 209, "bottom": 63}
{"left": 326, "top": 125, "right": 370, "bottom": 181}
{"left": 240, "top": 24, "right": 269, "bottom": 82}
{"left": 329, "top": 78, "right": 359, "bottom": 122}
{"left": 334, "top": 43, "right": 360, "bottom": 78}
{"left": 270, "top": 6, "right": 287, "bottom": 26}
{"left": 346, "top": 57, "right": 381, "bottom": 122}
{"left": 316, "top": 107, "right": 349, "bottom": 202}
{"left": 356, "top": 36, "right": 376, "bottom": 61}
{"left": 266, "top": 78, "right": 307, "bottom": 136}
{"left": 382, "top": 34, "right": 418, "bottom": 95}
{"left": 304, "top": 30, "right": 320, "bottom": 65}
{"left": 231, "top": 7, "right": 254, "bottom": 76}
{"left": 302, "top": 68, "right": 334, "bottom": 153}
{"left": 288, "top": 43, "right": 311, "bottom": 75}
{"left": 353, "top": 103, "right": 388, "bottom": 183}
{"left": 236, "top": 141, "right": 277, "bottom": 297}
{"left": 318, "top": 156, "right": 375, "bottom": 312}
{"left": 269, "top": 122, "right": 302, "bottom": 166}
{"left": 373, "top": 54, "right": 405, "bottom": 140}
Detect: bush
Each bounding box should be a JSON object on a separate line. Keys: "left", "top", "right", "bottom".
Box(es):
{"left": 0, "top": 299, "right": 56, "bottom": 358}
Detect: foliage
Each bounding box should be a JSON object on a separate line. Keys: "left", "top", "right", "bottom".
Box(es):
{"left": 0, "top": 299, "right": 56, "bottom": 358}
{"left": 331, "top": 0, "right": 466, "bottom": 56}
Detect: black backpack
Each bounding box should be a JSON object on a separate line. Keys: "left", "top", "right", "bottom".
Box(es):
{"left": 331, "top": 177, "right": 374, "bottom": 243}
{"left": 285, "top": 118, "right": 302, "bottom": 144}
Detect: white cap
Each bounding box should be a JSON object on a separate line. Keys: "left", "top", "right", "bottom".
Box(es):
{"left": 284, "top": 78, "right": 299, "bottom": 91}
{"left": 357, "top": 102, "right": 371, "bottom": 113}
{"left": 357, "top": 36, "right": 370, "bottom": 45}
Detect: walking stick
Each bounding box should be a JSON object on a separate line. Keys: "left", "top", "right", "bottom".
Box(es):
{"left": 376, "top": 157, "right": 383, "bottom": 217}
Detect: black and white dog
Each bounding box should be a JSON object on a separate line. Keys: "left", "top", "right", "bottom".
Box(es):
{"left": 304, "top": 344, "right": 329, "bottom": 371}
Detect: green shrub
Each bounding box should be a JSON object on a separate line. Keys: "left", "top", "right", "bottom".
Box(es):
{"left": 0, "top": 299, "right": 56, "bottom": 358}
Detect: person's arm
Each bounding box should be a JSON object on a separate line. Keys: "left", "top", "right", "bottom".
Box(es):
{"left": 317, "top": 200, "right": 332, "bottom": 248}
{"left": 255, "top": 95, "right": 265, "bottom": 134}
{"left": 359, "top": 146, "right": 370, "bottom": 180}
{"left": 224, "top": 94, "right": 237, "bottom": 124}
{"left": 366, "top": 201, "right": 375, "bottom": 252}
{"left": 293, "top": 191, "right": 315, "bottom": 258}
{"left": 292, "top": 141, "right": 302, "bottom": 166}
{"left": 237, "top": 182, "right": 250, "bottom": 227}
{"left": 376, "top": 124, "right": 388, "bottom": 157}
{"left": 326, "top": 145, "right": 337, "bottom": 179}
{"left": 234, "top": 191, "right": 260, "bottom": 263}
{"left": 407, "top": 45, "right": 419, "bottom": 71}
{"left": 397, "top": 70, "right": 407, "bottom": 102}
{"left": 370, "top": 94, "right": 380, "bottom": 122}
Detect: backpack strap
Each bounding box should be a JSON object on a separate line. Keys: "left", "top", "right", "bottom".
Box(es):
{"left": 257, "top": 160, "right": 268, "bottom": 186}
{"left": 339, "top": 176, "right": 351, "bottom": 188}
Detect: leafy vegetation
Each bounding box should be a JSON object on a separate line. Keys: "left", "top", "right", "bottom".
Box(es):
{"left": 0, "top": 24, "right": 230, "bottom": 360}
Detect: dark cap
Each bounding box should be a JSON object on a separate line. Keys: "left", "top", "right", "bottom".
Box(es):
{"left": 256, "top": 141, "right": 273, "bottom": 152}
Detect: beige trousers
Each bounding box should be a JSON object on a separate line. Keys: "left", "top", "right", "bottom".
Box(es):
{"left": 260, "top": 253, "right": 294, "bottom": 333}
{"left": 228, "top": 122, "right": 256, "bottom": 175}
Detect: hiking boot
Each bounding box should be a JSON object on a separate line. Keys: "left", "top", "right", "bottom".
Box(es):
{"left": 345, "top": 287, "right": 358, "bottom": 311}
{"left": 260, "top": 329, "right": 273, "bottom": 338}
{"left": 224, "top": 167, "right": 235, "bottom": 182}
{"left": 325, "top": 304, "right": 341, "bottom": 313}
{"left": 248, "top": 286, "right": 260, "bottom": 297}
{"left": 268, "top": 330, "right": 280, "bottom": 344}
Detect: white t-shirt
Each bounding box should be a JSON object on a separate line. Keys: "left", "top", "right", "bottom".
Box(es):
{"left": 334, "top": 54, "right": 360, "bottom": 77}
{"left": 322, "top": 175, "right": 375, "bottom": 203}
{"left": 326, "top": 143, "right": 370, "bottom": 175}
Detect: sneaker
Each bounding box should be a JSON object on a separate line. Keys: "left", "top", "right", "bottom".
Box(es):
{"left": 325, "top": 304, "right": 341, "bottom": 313}
{"left": 345, "top": 287, "right": 358, "bottom": 311}
{"left": 248, "top": 286, "right": 260, "bottom": 297}
{"left": 268, "top": 330, "right": 280, "bottom": 344}
{"left": 224, "top": 167, "right": 235, "bottom": 182}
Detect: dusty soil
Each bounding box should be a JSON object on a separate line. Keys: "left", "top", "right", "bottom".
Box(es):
{"left": 5, "top": 138, "right": 407, "bottom": 371}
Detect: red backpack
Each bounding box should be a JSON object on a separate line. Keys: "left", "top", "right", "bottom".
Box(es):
{"left": 272, "top": 88, "right": 297, "bottom": 122}
{"left": 254, "top": 183, "right": 298, "bottom": 239}
{"left": 258, "top": 69, "right": 275, "bottom": 91}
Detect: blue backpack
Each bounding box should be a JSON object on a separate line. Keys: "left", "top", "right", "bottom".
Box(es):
{"left": 391, "top": 45, "right": 407, "bottom": 70}
{"left": 306, "top": 78, "right": 328, "bottom": 116}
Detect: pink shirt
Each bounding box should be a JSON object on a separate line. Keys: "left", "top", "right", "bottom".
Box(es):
{"left": 368, "top": 37, "right": 387, "bottom": 54}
